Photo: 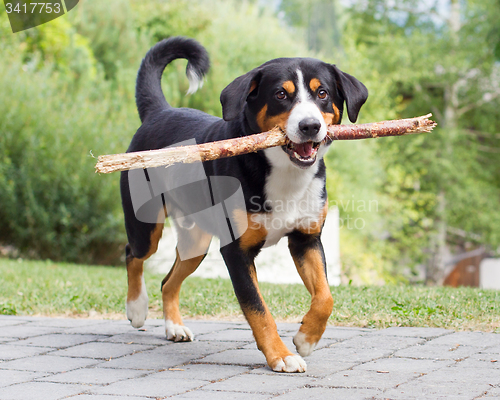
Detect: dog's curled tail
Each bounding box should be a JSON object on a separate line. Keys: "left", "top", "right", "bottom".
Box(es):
{"left": 136, "top": 36, "right": 210, "bottom": 122}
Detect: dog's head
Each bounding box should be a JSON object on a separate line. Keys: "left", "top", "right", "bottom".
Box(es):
{"left": 221, "top": 58, "right": 368, "bottom": 168}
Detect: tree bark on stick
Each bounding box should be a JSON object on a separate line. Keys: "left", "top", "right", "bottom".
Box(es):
{"left": 95, "top": 114, "right": 436, "bottom": 174}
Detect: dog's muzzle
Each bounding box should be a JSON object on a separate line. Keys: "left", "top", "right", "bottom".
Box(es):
{"left": 282, "top": 117, "right": 326, "bottom": 168}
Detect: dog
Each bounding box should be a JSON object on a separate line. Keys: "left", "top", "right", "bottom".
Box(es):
{"left": 120, "top": 37, "right": 368, "bottom": 373}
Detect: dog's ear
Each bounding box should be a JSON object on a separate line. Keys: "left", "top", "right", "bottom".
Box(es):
{"left": 220, "top": 68, "right": 263, "bottom": 121}
{"left": 330, "top": 65, "right": 368, "bottom": 123}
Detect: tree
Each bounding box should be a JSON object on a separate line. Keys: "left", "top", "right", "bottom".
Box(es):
{"left": 279, "top": 0, "right": 343, "bottom": 54}
{"left": 345, "top": 0, "right": 500, "bottom": 283}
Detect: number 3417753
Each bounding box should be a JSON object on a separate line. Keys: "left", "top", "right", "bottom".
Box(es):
{"left": 5, "top": 3, "right": 62, "bottom": 14}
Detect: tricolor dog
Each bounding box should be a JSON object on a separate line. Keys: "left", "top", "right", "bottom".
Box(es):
{"left": 121, "top": 37, "right": 368, "bottom": 372}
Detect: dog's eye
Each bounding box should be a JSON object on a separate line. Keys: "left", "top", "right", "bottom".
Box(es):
{"left": 276, "top": 90, "right": 287, "bottom": 100}
{"left": 318, "top": 89, "right": 328, "bottom": 99}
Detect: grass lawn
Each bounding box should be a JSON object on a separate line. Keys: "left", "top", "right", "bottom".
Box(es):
{"left": 1, "top": 258, "right": 499, "bottom": 332}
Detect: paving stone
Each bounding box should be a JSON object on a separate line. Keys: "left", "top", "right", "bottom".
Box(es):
{"left": 36, "top": 366, "right": 148, "bottom": 385}
{"left": 69, "top": 396, "right": 150, "bottom": 400}
{"left": 321, "top": 327, "right": 372, "bottom": 340}
{"left": 339, "top": 335, "right": 425, "bottom": 351}
{"left": 383, "top": 386, "right": 474, "bottom": 400}
{"left": 276, "top": 322, "right": 302, "bottom": 332}
{"left": 12, "top": 334, "right": 108, "bottom": 348}
{"left": 0, "top": 354, "right": 100, "bottom": 372}
{"left": 372, "top": 327, "right": 451, "bottom": 339}
{"left": 3, "top": 316, "right": 500, "bottom": 400}
{"left": 98, "top": 331, "right": 171, "bottom": 345}
{"left": 182, "top": 320, "right": 248, "bottom": 335}
{"left": 170, "top": 390, "right": 272, "bottom": 399}
{"left": 172, "top": 339, "right": 248, "bottom": 357}
{"left": 201, "top": 373, "right": 316, "bottom": 394}
{"left": 98, "top": 340, "right": 245, "bottom": 371}
{"left": 196, "top": 328, "right": 255, "bottom": 342}
{"left": 63, "top": 322, "right": 134, "bottom": 335}
{"left": 0, "top": 381, "right": 89, "bottom": 400}
{"left": 427, "top": 367, "right": 500, "bottom": 385}
{"left": 27, "top": 319, "right": 107, "bottom": 328}
{"left": 0, "top": 319, "right": 27, "bottom": 327}
{"left": 354, "top": 357, "right": 454, "bottom": 374}
{"left": 480, "top": 345, "right": 500, "bottom": 355}
{"left": 96, "top": 349, "right": 193, "bottom": 371}
{"left": 427, "top": 332, "right": 500, "bottom": 348}
{"left": 241, "top": 342, "right": 260, "bottom": 350}
{"left": 147, "top": 362, "right": 251, "bottom": 381}
{"left": 0, "top": 337, "right": 17, "bottom": 344}
{"left": 0, "top": 344, "right": 52, "bottom": 360}
{"left": 0, "top": 325, "right": 59, "bottom": 339}
{"left": 0, "top": 370, "right": 48, "bottom": 388}
{"left": 50, "top": 341, "right": 153, "bottom": 359}
{"left": 316, "top": 369, "right": 415, "bottom": 390}
{"left": 451, "top": 354, "right": 500, "bottom": 370}
{"left": 145, "top": 322, "right": 253, "bottom": 341}
{"left": 141, "top": 318, "right": 165, "bottom": 327}
{"left": 272, "top": 386, "right": 384, "bottom": 400}
{"left": 90, "top": 376, "right": 208, "bottom": 397}
{"left": 385, "top": 367, "right": 500, "bottom": 399}
{"left": 483, "top": 386, "right": 500, "bottom": 398}
{"left": 309, "top": 344, "right": 392, "bottom": 363}
{"left": 198, "top": 348, "right": 267, "bottom": 367}
{"left": 384, "top": 379, "right": 490, "bottom": 399}
{"left": 394, "top": 343, "right": 483, "bottom": 360}
{"left": 7, "top": 316, "right": 65, "bottom": 323}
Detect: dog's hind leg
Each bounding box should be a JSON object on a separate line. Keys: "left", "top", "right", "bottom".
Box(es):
{"left": 161, "top": 223, "right": 212, "bottom": 342}
{"left": 125, "top": 222, "right": 164, "bottom": 328}
{"left": 288, "top": 230, "right": 333, "bottom": 357}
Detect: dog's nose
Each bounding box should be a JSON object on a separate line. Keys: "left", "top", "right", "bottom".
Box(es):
{"left": 298, "top": 118, "right": 321, "bottom": 137}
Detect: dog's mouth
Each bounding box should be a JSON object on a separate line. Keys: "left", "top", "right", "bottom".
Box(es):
{"left": 282, "top": 140, "right": 322, "bottom": 168}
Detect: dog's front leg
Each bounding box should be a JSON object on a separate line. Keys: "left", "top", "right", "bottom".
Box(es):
{"left": 288, "top": 231, "right": 334, "bottom": 357}
{"left": 220, "top": 242, "right": 307, "bottom": 373}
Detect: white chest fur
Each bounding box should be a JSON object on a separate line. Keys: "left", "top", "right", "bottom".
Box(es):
{"left": 255, "top": 147, "right": 325, "bottom": 247}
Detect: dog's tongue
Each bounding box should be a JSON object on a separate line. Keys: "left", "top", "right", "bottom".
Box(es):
{"left": 293, "top": 142, "right": 314, "bottom": 158}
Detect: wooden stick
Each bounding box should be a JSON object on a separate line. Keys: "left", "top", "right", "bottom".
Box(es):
{"left": 95, "top": 114, "right": 436, "bottom": 174}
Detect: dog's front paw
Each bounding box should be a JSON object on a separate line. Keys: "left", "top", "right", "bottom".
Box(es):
{"left": 293, "top": 331, "right": 317, "bottom": 357}
{"left": 271, "top": 355, "right": 307, "bottom": 373}
{"left": 126, "top": 285, "right": 149, "bottom": 329}
{"left": 165, "top": 319, "right": 194, "bottom": 342}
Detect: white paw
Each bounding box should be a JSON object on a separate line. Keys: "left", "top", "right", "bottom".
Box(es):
{"left": 126, "top": 277, "right": 148, "bottom": 328}
{"left": 293, "top": 331, "right": 317, "bottom": 357}
{"left": 272, "top": 355, "right": 307, "bottom": 373}
{"left": 165, "top": 319, "right": 194, "bottom": 342}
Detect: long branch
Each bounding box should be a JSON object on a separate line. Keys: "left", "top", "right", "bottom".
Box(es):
{"left": 95, "top": 114, "right": 436, "bottom": 174}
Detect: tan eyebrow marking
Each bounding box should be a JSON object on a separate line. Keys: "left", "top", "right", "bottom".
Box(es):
{"left": 282, "top": 80, "right": 295, "bottom": 94}
{"left": 309, "top": 78, "right": 321, "bottom": 92}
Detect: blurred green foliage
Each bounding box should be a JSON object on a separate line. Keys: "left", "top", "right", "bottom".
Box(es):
{"left": 0, "top": 0, "right": 499, "bottom": 282}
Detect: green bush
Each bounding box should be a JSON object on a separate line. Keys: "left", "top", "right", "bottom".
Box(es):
{"left": 0, "top": 50, "right": 135, "bottom": 264}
